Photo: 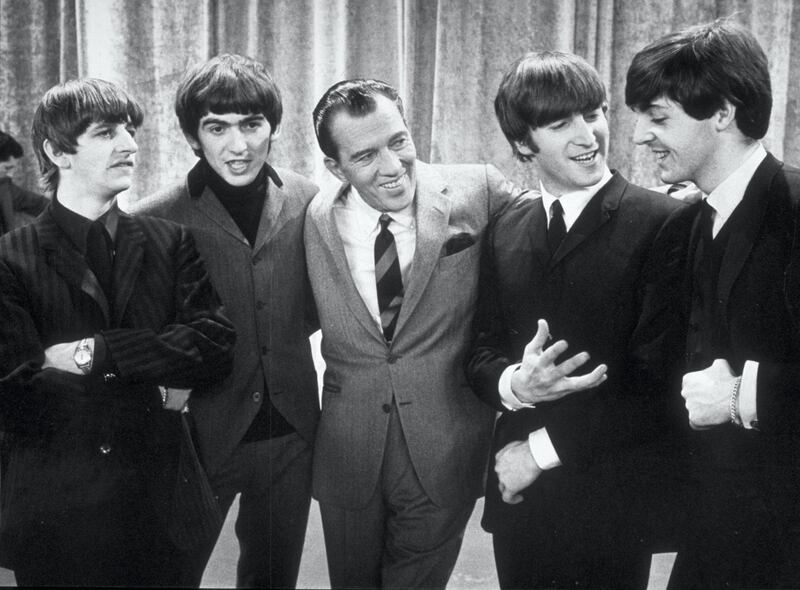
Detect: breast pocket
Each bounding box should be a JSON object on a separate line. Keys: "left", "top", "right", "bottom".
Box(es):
{"left": 437, "top": 242, "right": 480, "bottom": 272}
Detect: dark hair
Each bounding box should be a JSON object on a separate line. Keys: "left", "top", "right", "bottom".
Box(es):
{"left": 494, "top": 51, "right": 607, "bottom": 162}
{"left": 175, "top": 54, "right": 282, "bottom": 154}
{"left": 0, "top": 131, "right": 23, "bottom": 162}
{"left": 312, "top": 79, "right": 405, "bottom": 160}
{"left": 31, "top": 78, "right": 144, "bottom": 195}
{"left": 625, "top": 19, "right": 771, "bottom": 140}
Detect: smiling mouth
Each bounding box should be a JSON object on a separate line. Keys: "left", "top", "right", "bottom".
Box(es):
{"left": 570, "top": 150, "right": 599, "bottom": 165}
{"left": 380, "top": 174, "right": 406, "bottom": 190}
{"left": 110, "top": 161, "right": 134, "bottom": 168}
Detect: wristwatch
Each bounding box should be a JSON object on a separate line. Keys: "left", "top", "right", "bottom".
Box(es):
{"left": 73, "top": 338, "right": 93, "bottom": 375}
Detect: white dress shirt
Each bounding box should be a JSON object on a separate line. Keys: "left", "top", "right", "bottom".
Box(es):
{"left": 497, "top": 167, "right": 612, "bottom": 470}
{"left": 333, "top": 186, "right": 416, "bottom": 332}
{"left": 701, "top": 142, "right": 767, "bottom": 429}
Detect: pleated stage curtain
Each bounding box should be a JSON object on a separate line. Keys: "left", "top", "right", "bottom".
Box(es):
{"left": 0, "top": 0, "right": 797, "bottom": 200}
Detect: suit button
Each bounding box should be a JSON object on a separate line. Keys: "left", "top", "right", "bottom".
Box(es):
{"left": 99, "top": 444, "right": 112, "bottom": 455}
{"left": 253, "top": 391, "right": 262, "bottom": 402}
{"left": 386, "top": 354, "right": 400, "bottom": 364}
{"left": 382, "top": 403, "right": 391, "bottom": 413}
{"left": 256, "top": 300, "right": 266, "bottom": 310}
{"left": 261, "top": 346, "right": 268, "bottom": 355}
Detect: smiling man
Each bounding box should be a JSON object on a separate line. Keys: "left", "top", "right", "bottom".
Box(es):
{"left": 627, "top": 20, "right": 800, "bottom": 588}
{"left": 305, "top": 78, "right": 520, "bottom": 589}
{"left": 128, "top": 54, "right": 320, "bottom": 588}
{"left": 466, "top": 52, "right": 691, "bottom": 589}
{"left": 0, "top": 78, "right": 235, "bottom": 587}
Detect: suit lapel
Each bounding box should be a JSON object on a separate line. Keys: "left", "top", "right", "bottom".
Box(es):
{"left": 548, "top": 172, "right": 624, "bottom": 269}
{"left": 716, "top": 154, "right": 781, "bottom": 304}
{"left": 38, "top": 209, "right": 111, "bottom": 325}
{"left": 193, "top": 185, "right": 249, "bottom": 246}
{"left": 253, "top": 176, "right": 288, "bottom": 254}
{"left": 393, "top": 165, "right": 450, "bottom": 340}
{"left": 112, "top": 213, "right": 147, "bottom": 326}
{"left": 317, "top": 184, "right": 386, "bottom": 343}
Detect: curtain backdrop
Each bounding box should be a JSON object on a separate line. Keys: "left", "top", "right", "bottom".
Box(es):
{"left": 1, "top": 0, "right": 798, "bottom": 202}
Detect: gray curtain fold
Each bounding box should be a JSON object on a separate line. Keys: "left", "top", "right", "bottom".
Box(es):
{"left": 0, "top": 0, "right": 796, "bottom": 200}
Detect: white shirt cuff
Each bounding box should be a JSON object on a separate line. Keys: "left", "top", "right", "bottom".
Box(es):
{"left": 499, "top": 363, "right": 534, "bottom": 410}
{"left": 527, "top": 427, "right": 562, "bottom": 470}
{"left": 739, "top": 360, "right": 759, "bottom": 429}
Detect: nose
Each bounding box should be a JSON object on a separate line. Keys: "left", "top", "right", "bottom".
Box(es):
{"left": 377, "top": 148, "right": 403, "bottom": 176}
{"left": 227, "top": 128, "right": 248, "bottom": 153}
{"left": 632, "top": 116, "right": 652, "bottom": 145}
{"left": 571, "top": 117, "right": 596, "bottom": 146}
{"left": 116, "top": 127, "right": 138, "bottom": 153}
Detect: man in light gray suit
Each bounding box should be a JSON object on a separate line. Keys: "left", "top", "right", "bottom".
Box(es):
{"left": 305, "top": 78, "right": 520, "bottom": 589}
{"left": 127, "top": 54, "right": 319, "bottom": 588}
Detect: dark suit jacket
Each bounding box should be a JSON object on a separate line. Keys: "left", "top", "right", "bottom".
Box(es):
{"left": 678, "top": 152, "right": 800, "bottom": 498}
{"left": 127, "top": 164, "right": 320, "bottom": 475}
{"left": 0, "top": 206, "right": 235, "bottom": 567}
{"left": 467, "top": 172, "right": 691, "bottom": 543}
{"left": 661, "top": 153, "right": 800, "bottom": 589}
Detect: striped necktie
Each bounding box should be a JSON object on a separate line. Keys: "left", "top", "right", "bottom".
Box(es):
{"left": 374, "top": 214, "right": 403, "bottom": 342}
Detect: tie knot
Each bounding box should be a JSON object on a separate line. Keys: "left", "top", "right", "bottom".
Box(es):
{"left": 379, "top": 214, "right": 393, "bottom": 231}
{"left": 550, "top": 199, "right": 564, "bottom": 218}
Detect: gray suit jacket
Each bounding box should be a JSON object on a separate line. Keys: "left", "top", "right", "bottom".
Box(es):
{"left": 304, "top": 161, "right": 517, "bottom": 509}
{"left": 127, "top": 164, "right": 320, "bottom": 475}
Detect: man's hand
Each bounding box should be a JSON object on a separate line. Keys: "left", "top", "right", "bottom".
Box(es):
{"left": 495, "top": 440, "right": 543, "bottom": 504}
{"left": 681, "top": 358, "right": 737, "bottom": 429}
{"left": 510, "top": 319, "right": 607, "bottom": 404}
{"left": 161, "top": 387, "right": 192, "bottom": 412}
{"left": 42, "top": 340, "right": 85, "bottom": 374}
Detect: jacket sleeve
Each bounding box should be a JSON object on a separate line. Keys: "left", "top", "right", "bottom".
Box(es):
{"left": 465, "top": 196, "right": 520, "bottom": 412}
{"left": 100, "top": 227, "right": 235, "bottom": 388}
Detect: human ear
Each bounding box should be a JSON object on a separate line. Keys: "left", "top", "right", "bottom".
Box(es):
{"left": 324, "top": 156, "right": 348, "bottom": 182}
{"left": 715, "top": 100, "right": 737, "bottom": 131}
{"left": 42, "top": 139, "right": 70, "bottom": 169}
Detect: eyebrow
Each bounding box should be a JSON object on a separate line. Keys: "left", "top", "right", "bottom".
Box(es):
{"left": 201, "top": 114, "right": 265, "bottom": 127}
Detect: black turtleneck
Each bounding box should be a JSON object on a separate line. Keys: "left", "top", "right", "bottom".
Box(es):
{"left": 201, "top": 159, "right": 268, "bottom": 247}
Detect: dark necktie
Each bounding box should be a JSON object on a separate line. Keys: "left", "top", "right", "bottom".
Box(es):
{"left": 374, "top": 214, "right": 403, "bottom": 342}
{"left": 700, "top": 199, "right": 715, "bottom": 240}
{"left": 548, "top": 199, "right": 566, "bottom": 255}
{"left": 86, "top": 221, "right": 114, "bottom": 295}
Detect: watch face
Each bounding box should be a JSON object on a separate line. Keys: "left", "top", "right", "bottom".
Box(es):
{"left": 74, "top": 347, "right": 92, "bottom": 366}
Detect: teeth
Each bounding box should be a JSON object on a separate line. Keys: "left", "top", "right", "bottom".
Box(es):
{"left": 381, "top": 178, "right": 403, "bottom": 189}
{"left": 572, "top": 151, "right": 596, "bottom": 163}
{"left": 228, "top": 161, "right": 248, "bottom": 172}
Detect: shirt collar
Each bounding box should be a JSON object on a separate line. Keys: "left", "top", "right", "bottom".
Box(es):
{"left": 51, "top": 196, "right": 120, "bottom": 255}
{"left": 540, "top": 167, "right": 613, "bottom": 228}
{"left": 705, "top": 143, "right": 767, "bottom": 221}
{"left": 335, "top": 185, "right": 416, "bottom": 237}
